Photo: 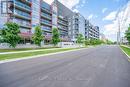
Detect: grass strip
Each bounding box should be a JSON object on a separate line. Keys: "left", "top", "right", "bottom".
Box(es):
{"left": 120, "top": 46, "right": 130, "bottom": 57}
{"left": 0, "top": 48, "right": 79, "bottom": 61}
{"left": 0, "top": 47, "right": 59, "bottom": 52}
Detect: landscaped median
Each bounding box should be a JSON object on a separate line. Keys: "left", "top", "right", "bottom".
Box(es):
{"left": 0, "top": 48, "right": 82, "bottom": 61}
{"left": 120, "top": 45, "right": 130, "bottom": 62}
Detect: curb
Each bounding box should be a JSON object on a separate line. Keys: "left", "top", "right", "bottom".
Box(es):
{"left": 120, "top": 46, "right": 130, "bottom": 62}
{"left": 0, "top": 48, "right": 89, "bottom": 64}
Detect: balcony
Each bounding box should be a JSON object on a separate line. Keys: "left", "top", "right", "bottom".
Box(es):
{"left": 23, "top": 0, "right": 32, "bottom": 4}
{"left": 59, "top": 31, "right": 68, "bottom": 35}
{"left": 14, "top": 10, "right": 31, "bottom": 20}
{"left": 41, "top": 13, "right": 52, "bottom": 20}
{"left": 14, "top": 1, "right": 31, "bottom": 12}
{"left": 18, "top": 22, "right": 31, "bottom": 28}
{"left": 41, "top": 26, "right": 52, "bottom": 32}
{"left": 41, "top": 7, "right": 52, "bottom": 14}
{"left": 41, "top": 20, "right": 52, "bottom": 26}
{"left": 58, "top": 16, "right": 68, "bottom": 22}
{"left": 58, "top": 20, "right": 68, "bottom": 27}
{"left": 58, "top": 26, "right": 68, "bottom": 31}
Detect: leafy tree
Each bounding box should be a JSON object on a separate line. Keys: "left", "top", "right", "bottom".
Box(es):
{"left": 1, "top": 22, "right": 20, "bottom": 48}
{"left": 106, "top": 40, "right": 113, "bottom": 45}
{"left": 52, "top": 28, "right": 60, "bottom": 46}
{"left": 125, "top": 26, "right": 130, "bottom": 44}
{"left": 84, "top": 39, "right": 90, "bottom": 46}
{"left": 89, "top": 39, "right": 104, "bottom": 45}
{"left": 76, "top": 34, "right": 84, "bottom": 44}
{"left": 32, "top": 25, "right": 44, "bottom": 47}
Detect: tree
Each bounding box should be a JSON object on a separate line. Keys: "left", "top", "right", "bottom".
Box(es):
{"left": 52, "top": 28, "right": 60, "bottom": 46}
{"left": 32, "top": 25, "right": 44, "bottom": 47}
{"left": 76, "top": 34, "right": 84, "bottom": 44}
{"left": 1, "top": 22, "right": 20, "bottom": 48}
{"left": 84, "top": 39, "right": 90, "bottom": 46}
{"left": 125, "top": 26, "right": 130, "bottom": 44}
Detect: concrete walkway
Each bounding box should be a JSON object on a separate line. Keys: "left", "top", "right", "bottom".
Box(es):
{"left": 0, "top": 48, "right": 65, "bottom": 55}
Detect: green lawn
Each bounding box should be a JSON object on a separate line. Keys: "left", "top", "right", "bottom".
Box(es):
{"left": 0, "top": 47, "right": 60, "bottom": 52}
{"left": 120, "top": 46, "right": 130, "bottom": 56}
{"left": 0, "top": 48, "right": 79, "bottom": 61}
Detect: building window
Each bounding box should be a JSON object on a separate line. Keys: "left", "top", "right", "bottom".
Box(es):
{"left": 1, "top": 1, "right": 7, "bottom": 14}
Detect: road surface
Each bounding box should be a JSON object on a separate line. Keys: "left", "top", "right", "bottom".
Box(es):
{"left": 0, "top": 45, "right": 130, "bottom": 87}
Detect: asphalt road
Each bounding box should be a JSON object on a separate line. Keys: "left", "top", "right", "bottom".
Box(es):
{"left": 0, "top": 45, "right": 130, "bottom": 87}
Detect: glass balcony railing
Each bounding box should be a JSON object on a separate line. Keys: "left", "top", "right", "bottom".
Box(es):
{"left": 41, "top": 20, "right": 52, "bottom": 26}
{"left": 58, "top": 26, "right": 68, "bottom": 31}
{"left": 24, "top": 0, "right": 32, "bottom": 3}
{"left": 41, "top": 13, "right": 51, "bottom": 20}
{"left": 14, "top": 20, "right": 31, "bottom": 28}
{"left": 42, "top": 26, "right": 51, "bottom": 32}
{"left": 15, "top": 1, "right": 31, "bottom": 11}
{"left": 58, "top": 20, "right": 68, "bottom": 26}
{"left": 41, "top": 7, "right": 51, "bottom": 14}
{"left": 14, "top": 10, "right": 31, "bottom": 20}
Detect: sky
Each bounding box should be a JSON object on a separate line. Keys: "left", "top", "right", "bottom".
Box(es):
{"left": 44, "top": 0, "right": 130, "bottom": 41}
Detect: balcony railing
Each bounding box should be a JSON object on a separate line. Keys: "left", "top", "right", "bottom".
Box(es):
{"left": 41, "top": 13, "right": 51, "bottom": 20}
{"left": 42, "top": 27, "right": 52, "bottom": 32}
{"left": 58, "top": 26, "right": 68, "bottom": 31}
{"left": 41, "top": 20, "right": 52, "bottom": 26}
{"left": 14, "top": 10, "right": 31, "bottom": 20}
{"left": 41, "top": 7, "right": 52, "bottom": 14}
{"left": 14, "top": 20, "right": 31, "bottom": 28}
{"left": 15, "top": 1, "right": 31, "bottom": 11}
{"left": 58, "top": 20, "right": 68, "bottom": 26}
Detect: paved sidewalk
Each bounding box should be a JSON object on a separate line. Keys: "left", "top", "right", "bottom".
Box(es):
{"left": 0, "top": 48, "right": 65, "bottom": 55}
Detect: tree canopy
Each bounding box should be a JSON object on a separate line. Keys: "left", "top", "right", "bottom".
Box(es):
{"left": 32, "top": 25, "right": 44, "bottom": 47}
{"left": 1, "top": 22, "right": 20, "bottom": 48}
{"left": 52, "top": 28, "right": 60, "bottom": 46}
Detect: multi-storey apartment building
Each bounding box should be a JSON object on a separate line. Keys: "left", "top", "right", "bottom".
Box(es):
{"left": 70, "top": 13, "right": 86, "bottom": 42}
{"left": 0, "top": 0, "right": 99, "bottom": 44}
{"left": 87, "top": 22, "right": 100, "bottom": 40}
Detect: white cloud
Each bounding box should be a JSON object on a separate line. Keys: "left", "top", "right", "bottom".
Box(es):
{"left": 103, "top": 1, "right": 130, "bottom": 41}
{"left": 103, "top": 11, "right": 117, "bottom": 21}
{"left": 73, "top": 9, "right": 79, "bottom": 13}
{"left": 60, "top": 0, "right": 80, "bottom": 9}
{"left": 88, "top": 14, "right": 94, "bottom": 19}
{"left": 102, "top": 8, "right": 108, "bottom": 13}
{"left": 44, "top": 0, "right": 85, "bottom": 9}
{"left": 44, "top": 0, "right": 54, "bottom": 5}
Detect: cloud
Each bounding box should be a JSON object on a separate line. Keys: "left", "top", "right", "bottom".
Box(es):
{"left": 88, "top": 14, "right": 98, "bottom": 20}
{"left": 103, "top": 1, "right": 130, "bottom": 41}
{"left": 103, "top": 11, "right": 117, "bottom": 21}
{"left": 73, "top": 9, "right": 79, "bottom": 13}
{"left": 88, "top": 14, "right": 94, "bottom": 19}
{"left": 44, "top": 0, "right": 80, "bottom": 9}
{"left": 102, "top": 8, "right": 108, "bottom": 13}
{"left": 44, "top": 0, "right": 54, "bottom": 5}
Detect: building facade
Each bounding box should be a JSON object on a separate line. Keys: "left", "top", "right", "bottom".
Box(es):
{"left": 0, "top": 0, "right": 100, "bottom": 44}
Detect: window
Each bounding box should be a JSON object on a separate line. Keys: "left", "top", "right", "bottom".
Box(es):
{"left": 1, "top": 1, "right": 7, "bottom": 14}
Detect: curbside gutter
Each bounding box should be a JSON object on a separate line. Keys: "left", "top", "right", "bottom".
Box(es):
{"left": 120, "top": 46, "right": 130, "bottom": 62}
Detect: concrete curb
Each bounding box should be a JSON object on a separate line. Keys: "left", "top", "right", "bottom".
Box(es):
{"left": 0, "top": 48, "right": 90, "bottom": 64}
{"left": 120, "top": 46, "right": 130, "bottom": 62}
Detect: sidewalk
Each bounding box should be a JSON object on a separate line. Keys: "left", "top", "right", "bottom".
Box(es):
{"left": 0, "top": 48, "right": 64, "bottom": 55}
